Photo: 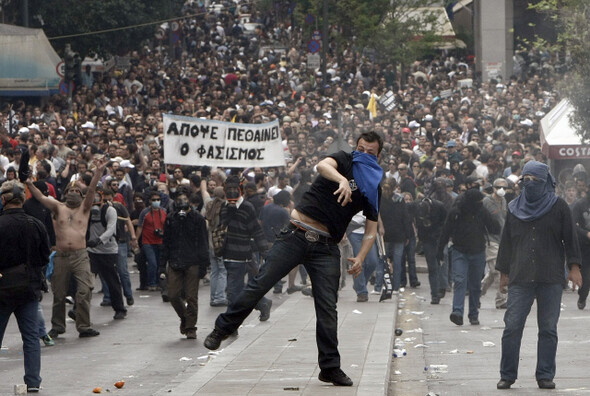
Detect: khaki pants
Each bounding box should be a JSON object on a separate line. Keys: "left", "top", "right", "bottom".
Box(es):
{"left": 481, "top": 241, "right": 507, "bottom": 308}
{"left": 51, "top": 249, "right": 94, "bottom": 333}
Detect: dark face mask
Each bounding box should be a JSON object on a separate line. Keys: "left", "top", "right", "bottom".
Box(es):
{"left": 225, "top": 189, "right": 240, "bottom": 202}
{"left": 65, "top": 192, "right": 83, "bottom": 208}
{"left": 523, "top": 179, "right": 545, "bottom": 202}
{"left": 176, "top": 198, "right": 189, "bottom": 211}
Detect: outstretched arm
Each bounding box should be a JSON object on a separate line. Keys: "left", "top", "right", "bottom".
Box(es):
{"left": 82, "top": 157, "right": 107, "bottom": 212}
{"left": 347, "top": 219, "right": 378, "bottom": 278}
{"left": 26, "top": 179, "right": 60, "bottom": 214}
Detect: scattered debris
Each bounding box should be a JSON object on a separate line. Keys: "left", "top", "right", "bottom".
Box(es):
{"left": 352, "top": 309, "right": 363, "bottom": 314}
{"left": 92, "top": 387, "right": 102, "bottom": 393}
{"left": 283, "top": 387, "right": 300, "bottom": 391}
{"left": 114, "top": 381, "right": 125, "bottom": 389}
{"left": 179, "top": 357, "right": 193, "bottom": 361}
{"left": 482, "top": 341, "right": 495, "bottom": 347}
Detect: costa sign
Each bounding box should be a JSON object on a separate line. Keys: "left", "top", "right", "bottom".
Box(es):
{"left": 547, "top": 145, "right": 590, "bottom": 159}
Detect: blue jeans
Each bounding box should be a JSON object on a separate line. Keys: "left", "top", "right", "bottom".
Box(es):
{"left": 224, "top": 260, "right": 270, "bottom": 311}
{"left": 37, "top": 302, "right": 47, "bottom": 338}
{"left": 210, "top": 255, "right": 227, "bottom": 304}
{"left": 422, "top": 240, "right": 440, "bottom": 299}
{"left": 386, "top": 241, "right": 405, "bottom": 291}
{"left": 440, "top": 244, "right": 450, "bottom": 290}
{"left": 451, "top": 248, "right": 486, "bottom": 319}
{"left": 142, "top": 244, "right": 162, "bottom": 287}
{"left": 103, "top": 243, "right": 133, "bottom": 301}
{"left": 348, "top": 233, "right": 379, "bottom": 296}
{"left": 216, "top": 225, "right": 341, "bottom": 369}
{"left": 401, "top": 235, "right": 418, "bottom": 286}
{"left": 500, "top": 283, "right": 562, "bottom": 381}
{"left": 0, "top": 300, "right": 42, "bottom": 388}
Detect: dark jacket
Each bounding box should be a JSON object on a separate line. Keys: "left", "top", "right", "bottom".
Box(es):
{"left": 571, "top": 196, "right": 590, "bottom": 253}
{"left": 496, "top": 198, "right": 581, "bottom": 285}
{"left": 220, "top": 199, "right": 268, "bottom": 261}
{"left": 438, "top": 198, "right": 501, "bottom": 255}
{"left": 160, "top": 209, "right": 210, "bottom": 272}
{"left": 415, "top": 198, "right": 447, "bottom": 243}
{"left": 380, "top": 193, "right": 411, "bottom": 243}
{"left": 0, "top": 208, "right": 51, "bottom": 302}
{"left": 24, "top": 197, "right": 56, "bottom": 246}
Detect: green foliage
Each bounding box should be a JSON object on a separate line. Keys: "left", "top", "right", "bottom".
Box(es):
{"left": 26, "top": 0, "right": 184, "bottom": 58}
{"left": 529, "top": 0, "right": 590, "bottom": 141}
{"left": 259, "top": 0, "right": 448, "bottom": 67}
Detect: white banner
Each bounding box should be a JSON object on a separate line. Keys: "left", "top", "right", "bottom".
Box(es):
{"left": 163, "top": 115, "right": 285, "bottom": 168}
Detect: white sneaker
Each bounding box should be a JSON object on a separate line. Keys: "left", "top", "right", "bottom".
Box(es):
{"left": 370, "top": 290, "right": 381, "bottom": 295}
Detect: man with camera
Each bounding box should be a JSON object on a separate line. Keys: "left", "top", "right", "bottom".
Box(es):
{"left": 160, "top": 190, "right": 210, "bottom": 339}
{"left": 136, "top": 190, "right": 167, "bottom": 292}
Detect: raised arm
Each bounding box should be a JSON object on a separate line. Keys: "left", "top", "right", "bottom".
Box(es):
{"left": 317, "top": 157, "right": 352, "bottom": 206}
{"left": 83, "top": 157, "right": 107, "bottom": 212}
{"left": 26, "top": 179, "right": 60, "bottom": 214}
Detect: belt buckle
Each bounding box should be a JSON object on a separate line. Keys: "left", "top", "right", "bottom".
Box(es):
{"left": 305, "top": 230, "right": 319, "bottom": 242}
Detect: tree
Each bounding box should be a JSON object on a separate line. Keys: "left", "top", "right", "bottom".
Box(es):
{"left": 13, "top": 0, "right": 184, "bottom": 58}
{"left": 259, "top": 0, "right": 447, "bottom": 68}
{"left": 529, "top": 0, "right": 590, "bottom": 141}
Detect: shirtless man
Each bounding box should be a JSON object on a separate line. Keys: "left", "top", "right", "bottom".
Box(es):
{"left": 27, "top": 158, "right": 107, "bottom": 338}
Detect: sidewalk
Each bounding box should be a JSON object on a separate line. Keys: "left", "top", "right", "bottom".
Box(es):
{"left": 392, "top": 256, "right": 590, "bottom": 395}
{"left": 155, "top": 286, "right": 399, "bottom": 396}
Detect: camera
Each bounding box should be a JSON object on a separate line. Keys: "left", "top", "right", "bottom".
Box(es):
{"left": 154, "top": 228, "right": 164, "bottom": 237}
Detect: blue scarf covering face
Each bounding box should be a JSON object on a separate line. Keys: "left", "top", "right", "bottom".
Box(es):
{"left": 508, "top": 161, "right": 558, "bottom": 221}
{"left": 352, "top": 150, "right": 383, "bottom": 213}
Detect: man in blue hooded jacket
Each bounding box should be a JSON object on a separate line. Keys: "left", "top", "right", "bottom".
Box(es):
{"left": 496, "top": 161, "right": 582, "bottom": 390}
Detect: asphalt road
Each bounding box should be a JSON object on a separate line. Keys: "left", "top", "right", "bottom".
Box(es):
{"left": 0, "top": 265, "right": 288, "bottom": 396}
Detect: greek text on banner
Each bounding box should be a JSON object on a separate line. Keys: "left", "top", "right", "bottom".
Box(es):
{"left": 163, "top": 115, "right": 286, "bottom": 168}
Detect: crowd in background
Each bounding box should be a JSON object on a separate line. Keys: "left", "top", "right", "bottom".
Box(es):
{"left": 0, "top": 0, "right": 587, "bottom": 306}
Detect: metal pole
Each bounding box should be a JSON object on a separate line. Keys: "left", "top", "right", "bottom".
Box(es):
{"left": 321, "top": 0, "right": 328, "bottom": 88}
{"left": 22, "top": 0, "right": 29, "bottom": 27}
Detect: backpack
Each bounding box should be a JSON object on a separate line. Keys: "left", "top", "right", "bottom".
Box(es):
{"left": 87, "top": 202, "right": 128, "bottom": 242}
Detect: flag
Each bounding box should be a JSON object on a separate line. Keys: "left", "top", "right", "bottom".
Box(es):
{"left": 367, "top": 94, "right": 377, "bottom": 120}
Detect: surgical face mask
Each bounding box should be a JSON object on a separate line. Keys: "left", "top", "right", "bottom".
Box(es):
{"left": 495, "top": 187, "right": 506, "bottom": 197}
{"left": 267, "top": 171, "right": 276, "bottom": 178}
{"left": 170, "top": 188, "right": 177, "bottom": 193}
{"left": 151, "top": 200, "right": 161, "bottom": 209}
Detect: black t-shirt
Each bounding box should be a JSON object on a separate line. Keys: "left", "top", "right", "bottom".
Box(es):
{"left": 295, "top": 151, "right": 380, "bottom": 242}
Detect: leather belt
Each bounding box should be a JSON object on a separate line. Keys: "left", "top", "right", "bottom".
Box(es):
{"left": 288, "top": 221, "right": 334, "bottom": 244}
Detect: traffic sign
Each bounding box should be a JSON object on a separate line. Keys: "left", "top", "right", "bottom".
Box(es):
{"left": 59, "top": 79, "right": 68, "bottom": 95}
{"left": 170, "top": 21, "right": 180, "bottom": 32}
{"left": 307, "top": 53, "right": 321, "bottom": 70}
{"left": 56, "top": 61, "right": 65, "bottom": 78}
{"left": 307, "top": 40, "right": 320, "bottom": 54}
{"left": 312, "top": 30, "right": 322, "bottom": 41}
{"left": 155, "top": 28, "right": 165, "bottom": 40}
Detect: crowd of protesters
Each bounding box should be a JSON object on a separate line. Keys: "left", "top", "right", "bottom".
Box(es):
{"left": 0, "top": 0, "right": 588, "bottom": 336}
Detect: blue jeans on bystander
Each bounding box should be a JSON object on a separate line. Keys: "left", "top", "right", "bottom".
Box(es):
{"left": 450, "top": 247, "right": 486, "bottom": 320}
{"left": 0, "top": 300, "right": 42, "bottom": 388}
{"left": 500, "top": 282, "right": 562, "bottom": 382}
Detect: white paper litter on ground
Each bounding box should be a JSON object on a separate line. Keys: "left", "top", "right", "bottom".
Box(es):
{"left": 179, "top": 357, "right": 193, "bottom": 361}
{"left": 352, "top": 309, "right": 363, "bottom": 314}
{"left": 482, "top": 341, "right": 495, "bottom": 347}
